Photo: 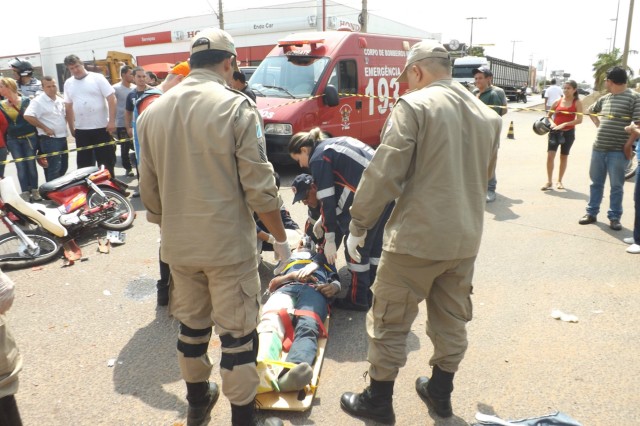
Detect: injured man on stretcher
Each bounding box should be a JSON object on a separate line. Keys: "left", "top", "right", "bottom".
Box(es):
{"left": 257, "top": 237, "right": 341, "bottom": 394}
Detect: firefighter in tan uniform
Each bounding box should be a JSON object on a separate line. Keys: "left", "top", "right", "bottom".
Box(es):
{"left": 0, "top": 269, "right": 23, "bottom": 425}
{"left": 340, "top": 40, "right": 502, "bottom": 423}
{"left": 137, "top": 28, "right": 286, "bottom": 426}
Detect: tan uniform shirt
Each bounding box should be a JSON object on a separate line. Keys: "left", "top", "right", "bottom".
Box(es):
{"left": 138, "top": 68, "right": 280, "bottom": 267}
{"left": 349, "top": 79, "right": 502, "bottom": 260}
{"left": 0, "top": 315, "right": 22, "bottom": 398}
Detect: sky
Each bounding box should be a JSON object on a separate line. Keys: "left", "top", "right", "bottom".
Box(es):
{"left": 3, "top": 0, "right": 638, "bottom": 85}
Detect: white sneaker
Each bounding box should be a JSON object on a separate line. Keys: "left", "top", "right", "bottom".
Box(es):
{"left": 627, "top": 244, "right": 640, "bottom": 254}
{"left": 623, "top": 237, "right": 635, "bottom": 244}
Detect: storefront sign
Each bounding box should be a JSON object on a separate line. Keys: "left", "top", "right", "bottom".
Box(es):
{"left": 172, "top": 30, "right": 201, "bottom": 42}
{"left": 124, "top": 31, "right": 173, "bottom": 47}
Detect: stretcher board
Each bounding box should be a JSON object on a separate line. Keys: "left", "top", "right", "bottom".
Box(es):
{"left": 256, "top": 316, "right": 329, "bottom": 411}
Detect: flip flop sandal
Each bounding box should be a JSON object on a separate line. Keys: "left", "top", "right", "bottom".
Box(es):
{"left": 541, "top": 183, "right": 553, "bottom": 191}
{"left": 556, "top": 182, "right": 565, "bottom": 189}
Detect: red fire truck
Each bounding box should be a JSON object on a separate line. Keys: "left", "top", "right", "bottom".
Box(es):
{"left": 249, "top": 29, "right": 423, "bottom": 164}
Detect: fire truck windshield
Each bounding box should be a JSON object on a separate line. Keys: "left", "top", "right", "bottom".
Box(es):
{"left": 249, "top": 56, "right": 330, "bottom": 98}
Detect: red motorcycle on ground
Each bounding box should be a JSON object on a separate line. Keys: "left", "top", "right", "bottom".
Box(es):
{"left": 0, "top": 166, "right": 135, "bottom": 269}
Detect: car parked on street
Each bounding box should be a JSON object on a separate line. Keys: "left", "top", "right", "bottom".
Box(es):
{"left": 240, "top": 66, "right": 257, "bottom": 80}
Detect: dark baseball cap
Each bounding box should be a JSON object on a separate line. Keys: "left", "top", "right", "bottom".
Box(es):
{"left": 291, "top": 174, "right": 314, "bottom": 203}
{"left": 472, "top": 65, "right": 492, "bottom": 77}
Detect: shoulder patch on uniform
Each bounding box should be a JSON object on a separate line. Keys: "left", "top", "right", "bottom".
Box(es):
{"left": 255, "top": 123, "right": 267, "bottom": 162}
{"left": 257, "top": 138, "right": 268, "bottom": 162}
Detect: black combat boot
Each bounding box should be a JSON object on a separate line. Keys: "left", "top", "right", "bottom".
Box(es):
{"left": 0, "top": 395, "right": 23, "bottom": 426}
{"left": 230, "top": 402, "right": 283, "bottom": 426}
{"left": 156, "top": 280, "right": 169, "bottom": 306}
{"left": 415, "top": 365, "right": 455, "bottom": 418}
{"left": 156, "top": 257, "right": 171, "bottom": 306}
{"left": 340, "top": 378, "right": 395, "bottom": 424}
{"left": 186, "top": 381, "right": 220, "bottom": 426}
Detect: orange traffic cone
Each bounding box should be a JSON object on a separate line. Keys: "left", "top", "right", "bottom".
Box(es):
{"left": 507, "top": 121, "right": 515, "bottom": 139}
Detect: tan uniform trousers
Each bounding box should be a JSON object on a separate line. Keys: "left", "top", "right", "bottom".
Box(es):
{"left": 367, "top": 251, "right": 475, "bottom": 381}
{"left": 169, "top": 255, "right": 261, "bottom": 406}
{"left": 0, "top": 315, "right": 22, "bottom": 399}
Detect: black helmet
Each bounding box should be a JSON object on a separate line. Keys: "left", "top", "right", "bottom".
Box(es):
{"left": 9, "top": 58, "right": 34, "bottom": 77}
{"left": 532, "top": 117, "right": 551, "bottom": 135}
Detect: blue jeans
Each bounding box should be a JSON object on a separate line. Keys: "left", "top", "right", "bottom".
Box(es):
{"left": 586, "top": 150, "right": 627, "bottom": 220}
{"left": 6, "top": 135, "right": 38, "bottom": 192}
{"left": 634, "top": 159, "right": 640, "bottom": 244}
{"left": 488, "top": 150, "right": 498, "bottom": 192}
{"left": 276, "top": 284, "right": 328, "bottom": 366}
{"left": 0, "top": 147, "right": 8, "bottom": 178}
{"left": 39, "top": 136, "right": 67, "bottom": 181}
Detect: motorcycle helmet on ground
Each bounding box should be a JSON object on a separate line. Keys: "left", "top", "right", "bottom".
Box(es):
{"left": 9, "top": 58, "right": 34, "bottom": 77}
{"left": 532, "top": 117, "right": 551, "bottom": 135}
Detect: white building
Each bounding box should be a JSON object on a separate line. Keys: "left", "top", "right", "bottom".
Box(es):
{"left": 1, "top": 1, "right": 438, "bottom": 87}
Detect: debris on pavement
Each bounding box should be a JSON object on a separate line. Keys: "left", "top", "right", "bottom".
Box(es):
{"left": 106, "top": 230, "right": 126, "bottom": 245}
{"left": 63, "top": 240, "right": 83, "bottom": 261}
{"left": 551, "top": 309, "right": 578, "bottom": 323}
{"left": 473, "top": 410, "right": 583, "bottom": 425}
{"left": 97, "top": 237, "right": 111, "bottom": 253}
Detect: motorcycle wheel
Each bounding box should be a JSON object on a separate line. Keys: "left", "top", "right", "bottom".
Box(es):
{"left": 625, "top": 153, "right": 638, "bottom": 180}
{"left": 0, "top": 230, "right": 62, "bottom": 270}
{"left": 87, "top": 188, "right": 135, "bottom": 231}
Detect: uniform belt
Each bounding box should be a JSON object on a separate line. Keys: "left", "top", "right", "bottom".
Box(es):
{"left": 17, "top": 132, "right": 36, "bottom": 139}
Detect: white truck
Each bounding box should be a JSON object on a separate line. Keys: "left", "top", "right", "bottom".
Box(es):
{"left": 453, "top": 55, "right": 529, "bottom": 101}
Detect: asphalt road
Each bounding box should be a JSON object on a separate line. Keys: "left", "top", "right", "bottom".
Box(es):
{"left": 4, "top": 96, "right": 640, "bottom": 425}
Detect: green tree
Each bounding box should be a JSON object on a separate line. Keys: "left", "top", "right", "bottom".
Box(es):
{"left": 592, "top": 48, "right": 634, "bottom": 91}
{"left": 467, "top": 46, "right": 485, "bottom": 57}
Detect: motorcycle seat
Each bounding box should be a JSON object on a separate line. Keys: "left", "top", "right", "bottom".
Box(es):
{"left": 39, "top": 166, "right": 100, "bottom": 196}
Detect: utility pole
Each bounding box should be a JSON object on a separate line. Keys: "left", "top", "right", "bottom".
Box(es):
{"left": 206, "top": 0, "right": 223, "bottom": 29}
{"left": 613, "top": 0, "right": 620, "bottom": 50}
{"left": 511, "top": 40, "right": 522, "bottom": 63}
{"left": 218, "top": 0, "right": 224, "bottom": 30}
{"left": 622, "top": 0, "right": 634, "bottom": 68}
{"left": 361, "top": 0, "right": 368, "bottom": 33}
{"left": 466, "top": 17, "right": 486, "bottom": 49}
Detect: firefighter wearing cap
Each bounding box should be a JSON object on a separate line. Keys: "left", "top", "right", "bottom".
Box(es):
{"left": 340, "top": 40, "right": 501, "bottom": 423}
{"left": 9, "top": 58, "right": 41, "bottom": 99}
{"left": 137, "top": 28, "right": 285, "bottom": 426}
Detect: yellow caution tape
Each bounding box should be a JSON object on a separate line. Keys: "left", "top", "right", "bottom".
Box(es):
{"left": 1, "top": 137, "right": 132, "bottom": 166}
{"left": 257, "top": 91, "right": 638, "bottom": 122}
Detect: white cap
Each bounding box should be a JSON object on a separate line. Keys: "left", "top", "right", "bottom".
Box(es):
{"left": 397, "top": 40, "right": 450, "bottom": 83}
